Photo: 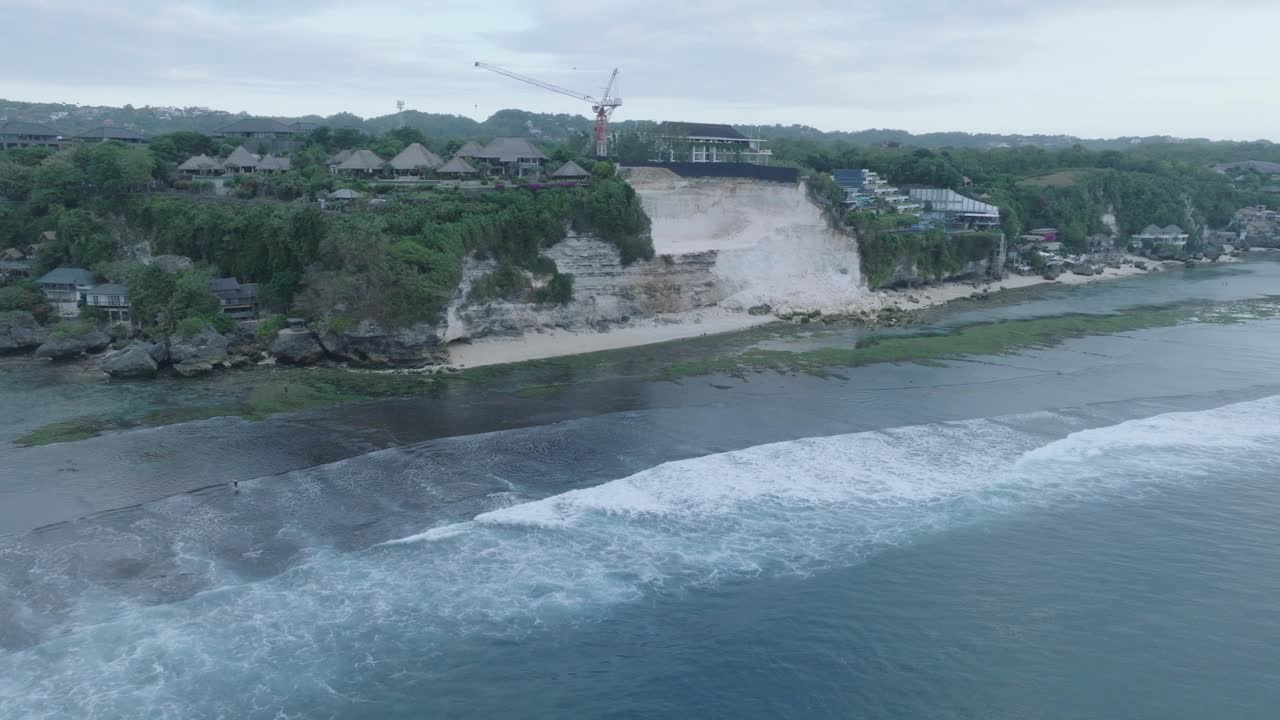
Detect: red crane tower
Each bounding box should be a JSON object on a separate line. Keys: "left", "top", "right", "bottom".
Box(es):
{"left": 474, "top": 61, "right": 622, "bottom": 158}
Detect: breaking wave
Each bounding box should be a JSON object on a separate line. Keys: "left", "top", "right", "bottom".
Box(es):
{"left": 3, "top": 396, "right": 1279, "bottom": 719}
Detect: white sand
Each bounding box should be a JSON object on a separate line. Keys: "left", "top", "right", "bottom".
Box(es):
{"left": 449, "top": 259, "right": 1173, "bottom": 369}
{"left": 448, "top": 307, "right": 770, "bottom": 369}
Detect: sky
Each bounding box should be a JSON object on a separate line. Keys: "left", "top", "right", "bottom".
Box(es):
{"left": 2, "top": 0, "right": 1278, "bottom": 140}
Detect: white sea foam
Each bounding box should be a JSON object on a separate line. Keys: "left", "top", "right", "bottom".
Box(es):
{"left": 4, "top": 396, "right": 1280, "bottom": 719}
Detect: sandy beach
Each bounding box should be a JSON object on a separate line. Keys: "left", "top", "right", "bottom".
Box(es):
{"left": 449, "top": 256, "right": 1204, "bottom": 369}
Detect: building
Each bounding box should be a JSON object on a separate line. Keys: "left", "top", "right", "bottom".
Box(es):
{"left": 436, "top": 156, "right": 478, "bottom": 176}
{"left": 327, "top": 188, "right": 364, "bottom": 201}
{"left": 908, "top": 188, "right": 1001, "bottom": 230}
{"left": 388, "top": 143, "right": 443, "bottom": 176}
{"left": 1131, "top": 224, "right": 1189, "bottom": 248}
{"left": 1086, "top": 233, "right": 1115, "bottom": 254}
{"left": 834, "top": 169, "right": 921, "bottom": 213}
{"left": 177, "top": 154, "right": 222, "bottom": 175}
{"left": 37, "top": 267, "right": 96, "bottom": 317}
{"left": 550, "top": 160, "right": 591, "bottom": 179}
{"left": 335, "top": 149, "right": 386, "bottom": 176}
{"left": 74, "top": 126, "right": 148, "bottom": 145}
{"left": 211, "top": 277, "right": 259, "bottom": 319}
{"left": 653, "top": 122, "right": 771, "bottom": 165}
{"left": 0, "top": 120, "right": 60, "bottom": 150}
{"left": 454, "top": 141, "right": 485, "bottom": 158}
{"left": 472, "top": 137, "right": 548, "bottom": 177}
{"left": 213, "top": 118, "right": 300, "bottom": 153}
{"left": 221, "top": 146, "right": 259, "bottom": 174}
{"left": 326, "top": 149, "right": 354, "bottom": 174}
{"left": 257, "top": 154, "right": 292, "bottom": 173}
{"left": 84, "top": 283, "right": 130, "bottom": 323}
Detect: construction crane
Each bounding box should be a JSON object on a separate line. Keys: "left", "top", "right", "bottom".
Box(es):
{"left": 474, "top": 61, "right": 621, "bottom": 157}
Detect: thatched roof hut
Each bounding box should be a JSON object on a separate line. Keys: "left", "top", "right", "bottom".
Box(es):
{"left": 388, "top": 143, "right": 443, "bottom": 172}
{"left": 436, "top": 156, "right": 478, "bottom": 175}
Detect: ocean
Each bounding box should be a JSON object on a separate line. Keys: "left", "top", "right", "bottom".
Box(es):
{"left": 1, "top": 261, "right": 1279, "bottom": 718}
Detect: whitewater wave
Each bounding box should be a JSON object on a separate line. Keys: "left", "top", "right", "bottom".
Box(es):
{"left": 4, "top": 396, "right": 1279, "bottom": 719}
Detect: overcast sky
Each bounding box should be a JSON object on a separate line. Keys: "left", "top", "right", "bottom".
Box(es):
{"left": 3, "top": 0, "right": 1278, "bottom": 140}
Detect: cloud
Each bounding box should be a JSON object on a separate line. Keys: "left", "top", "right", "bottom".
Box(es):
{"left": 1, "top": 0, "right": 1278, "bottom": 139}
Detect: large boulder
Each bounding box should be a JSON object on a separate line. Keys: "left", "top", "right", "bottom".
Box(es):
{"left": 168, "top": 328, "right": 229, "bottom": 366}
{"left": 0, "top": 311, "right": 40, "bottom": 354}
{"left": 99, "top": 342, "right": 159, "bottom": 378}
{"left": 319, "top": 320, "right": 446, "bottom": 367}
{"left": 173, "top": 361, "right": 214, "bottom": 378}
{"left": 144, "top": 339, "right": 169, "bottom": 366}
{"left": 34, "top": 324, "right": 111, "bottom": 360}
{"left": 82, "top": 330, "right": 112, "bottom": 353}
{"left": 1071, "top": 262, "right": 1097, "bottom": 276}
{"left": 270, "top": 330, "right": 325, "bottom": 365}
{"left": 35, "top": 336, "right": 89, "bottom": 360}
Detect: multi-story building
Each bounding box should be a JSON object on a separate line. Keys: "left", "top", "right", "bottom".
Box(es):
{"left": 653, "top": 122, "right": 772, "bottom": 165}
{"left": 211, "top": 277, "right": 259, "bottom": 320}
{"left": 908, "top": 188, "right": 1001, "bottom": 230}
{"left": 0, "top": 121, "right": 60, "bottom": 150}
{"left": 36, "top": 267, "right": 96, "bottom": 317}
{"left": 213, "top": 118, "right": 301, "bottom": 153}
{"left": 73, "top": 126, "right": 148, "bottom": 145}
{"left": 84, "top": 283, "right": 130, "bottom": 323}
{"left": 834, "top": 169, "right": 921, "bottom": 213}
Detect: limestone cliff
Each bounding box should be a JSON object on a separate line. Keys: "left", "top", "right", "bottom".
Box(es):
{"left": 446, "top": 233, "right": 720, "bottom": 341}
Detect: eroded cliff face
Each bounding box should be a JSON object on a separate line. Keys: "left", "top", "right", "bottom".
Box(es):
{"left": 445, "top": 174, "right": 881, "bottom": 341}
{"left": 445, "top": 233, "right": 721, "bottom": 341}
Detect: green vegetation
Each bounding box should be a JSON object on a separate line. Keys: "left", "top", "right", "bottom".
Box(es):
{"left": 255, "top": 315, "right": 289, "bottom": 339}
{"left": 795, "top": 143, "right": 1274, "bottom": 257}
{"left": 2, "top": 130, "right": 651, "bottom": 332}
{"left": 660, "top": 300, "right": 1279, "bottom": 381}
{"left": 0, "top": 281, "right": 42, "bottom": 313}
{"left": 14, "top": 366, "right": 447, "bottom": 446}
{"left": 844, "top": 212, "right": 1001, "bottom": 288}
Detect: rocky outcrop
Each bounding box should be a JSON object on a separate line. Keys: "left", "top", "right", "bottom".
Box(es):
{"left": 168, "top": 328, "right": 229, "bottom": 366}
{"left": 0, "top": 311, "right": 40, "bottom": 354}
{"left": 1071, "top": 262, "right": 1097, "bottom": 276}
{"left": 270, "top": 330, "right": 325, "bottom": 365}
{"left": 99, "top": 342, "right": 159, "bottom": 378}
{"left": 448, "top": 234, "right": 720, "bottom": 341}
{"left": 35, "top": 329, "right": 110, "bottom": 361}
{"left": 173, "top": 361, "right": 213, "bottom": 377}
{"left": 320, "top": 320, "right": 446, "bottom": 367}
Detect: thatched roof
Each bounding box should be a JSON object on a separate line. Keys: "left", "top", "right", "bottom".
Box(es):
{"left": 257, "top": 154, "right": 292, "bottom": 172}
{"left": 178, "top": 153, "right": 218, "bottom": 171}
{"left": 329, "top": 188, "right": 364, "bottom": 200}
{"left": 389, "top": 142, "right": 443, "bottom": 170}
{"left": 222, "top": 146, "right": 259, "bottom": 169}
{"left": 454, "top": 140, "right": 485, "bottom": 158}
{"left": 551, "top": 160, "right": 591, "bottom": 178}
{"left": 474, "top": 137, "right": 548, "bottom": 163}
{"left": 437, "top": 156, "right": 478, "bottom": 174}
{"left": 336, "top": 149, "right": 385, "bottom": 172}
{"left": 327, "top": 149, "right": 353, "bottom": 166}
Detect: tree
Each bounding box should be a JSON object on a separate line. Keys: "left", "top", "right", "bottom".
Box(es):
{"left": 0, "top": 162, "right": 35, "bottom": 200}
{"left": 126, "top": 263, "right": 176, "bottom": 329}
{"left": 31, "top": 157, "right": 86, "bottom": 210}
{"left": 169, "top": 267, "right": 220, "bottom": 322}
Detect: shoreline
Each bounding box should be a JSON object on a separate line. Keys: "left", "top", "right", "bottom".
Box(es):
{"left": 448, "top": 256, "right": 1209, "bottom": 369}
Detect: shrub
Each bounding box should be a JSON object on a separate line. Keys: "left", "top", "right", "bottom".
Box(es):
{"left": 325, "top": 315, "right": 355, "bottom": 335}
{"left": 255, "top": 315, "right": 289, "bottom": 339}
{"left": 533, "top": 271, "right": 574, "bottom": 305}
{"left": 174, "top": 316, "right": 206, "bottom": 338}
{"left": 0, "top": 281, "right": 42, "bottom": 313}
{"left": 205, "top": 312, "right": 233, "bottom": 334}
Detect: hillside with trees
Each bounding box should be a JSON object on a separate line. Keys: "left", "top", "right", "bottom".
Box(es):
{"left": 0, "top": 130, "right": 651, "bottom": 336}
